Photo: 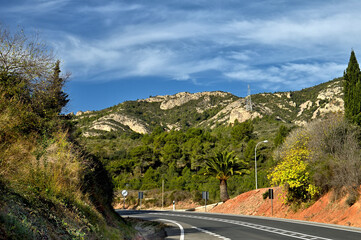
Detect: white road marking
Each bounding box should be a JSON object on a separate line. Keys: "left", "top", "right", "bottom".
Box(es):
{"left": 159, "top": 219, "right": 184, "bottom": 240}
{"left": 152, "top": 213, "right": 334, "bottom": 240}
{"left": 192, "top": 226, "right": 231, "bottom": 240}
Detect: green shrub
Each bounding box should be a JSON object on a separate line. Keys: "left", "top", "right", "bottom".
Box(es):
{"left": 346, "top": 193, "right": 358, "bottom": 207}
{"left": 262, "top": 191, "right": 269, "bottom": 200}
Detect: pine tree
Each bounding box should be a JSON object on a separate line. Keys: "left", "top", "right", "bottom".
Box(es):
{"left": 344, "top": 50, "right": 361, "bottom": 124}
{"left": 49, "top": 60, "right": 69, "bottom": 114}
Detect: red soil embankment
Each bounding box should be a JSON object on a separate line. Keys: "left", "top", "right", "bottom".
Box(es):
{"left": 210, "top": 187, "right": 361, "bottom": 227}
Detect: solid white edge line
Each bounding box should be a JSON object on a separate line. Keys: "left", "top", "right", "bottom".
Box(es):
{"left": 185, "top": 211, "right": 361, "bottom": 234}
{"left": 158, "top": 219, "right": 184, "bottom": 240}
{"left": 118, "top": 210, "right": 361, "bottom": 238}
{"left": 154, "top": 213, "right": 333, "bottom": 240}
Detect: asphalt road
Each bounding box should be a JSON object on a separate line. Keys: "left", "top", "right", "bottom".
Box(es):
{"left": 117, "top": 210, "right": 361, "bottom": 240}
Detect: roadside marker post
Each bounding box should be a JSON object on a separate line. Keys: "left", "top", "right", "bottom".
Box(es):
{"left": 162, "top": 179, "right": 164, "bottom": 210}
{"left": 138, "top": 192, "right": 144, "bottom": 210}
{"left": 269, "top": 189, "right": 274, "bottom": 216}
{"left": 202, "top": 191, "right": 209, "bottom": 212}
{"left": 173, "top": 200, "right": 175, "bottom": 211}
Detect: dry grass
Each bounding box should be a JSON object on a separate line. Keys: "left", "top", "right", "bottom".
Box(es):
{"left": 0, "top": 130, "right": 85, "bottom": 203}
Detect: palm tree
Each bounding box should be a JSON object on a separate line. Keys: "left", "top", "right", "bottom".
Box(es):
{"left": 204, "top": 151, "right": 248, "bottom": 202}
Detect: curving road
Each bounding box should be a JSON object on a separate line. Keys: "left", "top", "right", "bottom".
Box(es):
{"left": 117, "top": 210, "right": 361, "bottom": 240}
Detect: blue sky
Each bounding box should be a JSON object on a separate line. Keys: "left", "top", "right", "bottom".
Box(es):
{"left": 1, "top": 0, "right": 360, "bottom": 113}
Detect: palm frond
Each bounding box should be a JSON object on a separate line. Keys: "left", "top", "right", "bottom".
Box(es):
{"left": 204, "top": 151, "right": 247, "bottom": 180}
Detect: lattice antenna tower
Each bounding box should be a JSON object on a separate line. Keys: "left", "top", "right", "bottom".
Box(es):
{"left": 246, "top": 84, "right": 252, "bottom": 111}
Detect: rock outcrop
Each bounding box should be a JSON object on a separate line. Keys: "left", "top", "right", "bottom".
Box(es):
{"left": 141, "top": 91, "right": 230, "bottom": 110}
{"left": 311, "top": 83, "right": 344, "bottom": 119}
{"left": 229, "top": 107, "right": 262, "bottom": 124}
{"left": 89, "top": 114, "right": 149, "bottom": 134}
{"left": 201, "top": 98, "right": 263, "bottom": 128}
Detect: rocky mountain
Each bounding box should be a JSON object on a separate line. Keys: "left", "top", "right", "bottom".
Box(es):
{"left": 74, "top": 78, "right": 343, "bottom": 137}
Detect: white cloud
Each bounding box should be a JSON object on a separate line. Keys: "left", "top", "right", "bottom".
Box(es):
{"left": 103, "top": 21, "right": 214, "bottom": 49}
{"left": 77, "top": 3, "right": 142, "bottom": 14}
{"left": 222, "top": 5, "right": 361, "bottom": 51}
{"left": 227, "top": 51, "right": 252, "bottom": 61}
{"left": 53, "top": 28, "right": 232, "bottom": 83}
{"left": 225, "top": 62, "right": 346, "bottom": 91}
{"left": 4, "top": 0, "right": 70, "bottom": 14}
{"left": 31, "top": 0, "right": 360, "bottom": 92}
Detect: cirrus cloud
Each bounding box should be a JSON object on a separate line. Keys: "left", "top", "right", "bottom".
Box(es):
{"left": 1, "top": 0, "right": 358, "bottom": 93}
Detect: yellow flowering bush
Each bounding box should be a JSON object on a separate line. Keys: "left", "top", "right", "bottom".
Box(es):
{"left": 269, "top": 132, "right": 319, "bottom": 203}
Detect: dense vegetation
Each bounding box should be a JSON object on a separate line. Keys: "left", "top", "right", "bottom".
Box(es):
{"left": 269, "top": 51, "right": 361, "bottom": 206}
{"left": 269, "top": 114, "right": 361, "bottom": 205}
{"left": 80, "top": 119, "right": 275, "bottom": 204}
{"left": 0, "top": 26, "right": 140, "bottom": 239}
{"left": 75, "top": 72, "right": 358, "bottom": 211}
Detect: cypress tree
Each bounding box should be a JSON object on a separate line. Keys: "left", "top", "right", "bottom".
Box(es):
{"left": 343, "top": 50, "right": 361, "bottom": 124}
{"left": 50, "top": 60, "right": 69, "bottom": 114}
{"left": 31, "top": 60, "right": 69, "bottom": 118}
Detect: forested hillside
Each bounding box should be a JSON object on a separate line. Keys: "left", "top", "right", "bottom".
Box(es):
{"left": 74, "top": 78, "right": 343, "bottom": 138}
{"left": 74, "top": 76, "right": 346, "bottom": 207}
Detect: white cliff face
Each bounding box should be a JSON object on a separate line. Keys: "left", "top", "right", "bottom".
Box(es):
{"left": 224, "top": 80, "right": 343, "bottom": 126}
{"left": 166, "top": 123, "right": 181, "bottom": 131}
{"left": 312, "top": 84, "right": 343, "bottom": 120}
{"left": 296, "top": 82, "right": 344, "bottom": 124}
{"left": 140, "top": 91, "right": 230, "bottom": 110}
{"left": 75, "top": 111, "right": 95, "bottom": 119}
{"left": 312, "top": 100, "right": 344, "bottom": 119}
{"left": 91, "top": 124, "right": 120, "bottom": 132}
{"left": 229, "top": 107, "right": 262, "bottom": 124}
{"left": 202, "top": 99, "right": 263, "bottom": 128}
{"left": 317, "top": 85, "right": 342, "bottom": 100}
{"left": 297, "top": 100, "right": 313, "bottom": 117}
{"left": 204, "top": 99, "right": 243, "bottom": 127}
{"left": 89, "top": 114, "right": 149, "bottom": 134}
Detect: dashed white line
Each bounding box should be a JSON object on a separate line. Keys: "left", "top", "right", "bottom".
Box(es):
{"left": 152, "top": 213, "right": 333, "bottom": 240}
{"left": 192, "top": 226, "right": 231, "bottom": 240}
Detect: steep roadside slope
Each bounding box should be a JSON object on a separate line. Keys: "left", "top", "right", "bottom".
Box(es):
{"left": 211, "top": 187, "right": 361, "bottom": 227}
{"left": 0, "top": 130, "right": 137, "bottom": 239}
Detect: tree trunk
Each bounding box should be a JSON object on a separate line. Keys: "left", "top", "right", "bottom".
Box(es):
{"left": 220, "top": 179, "right": 229, "bottom": 202}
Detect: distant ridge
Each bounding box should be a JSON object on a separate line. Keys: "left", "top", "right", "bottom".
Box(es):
{"left": 74, "top": 78, "right": 343, "bottom": 137}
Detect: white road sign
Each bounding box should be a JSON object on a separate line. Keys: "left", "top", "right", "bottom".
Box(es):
{"left": 122, "top": 190, "right": 128, "bottom": 197}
